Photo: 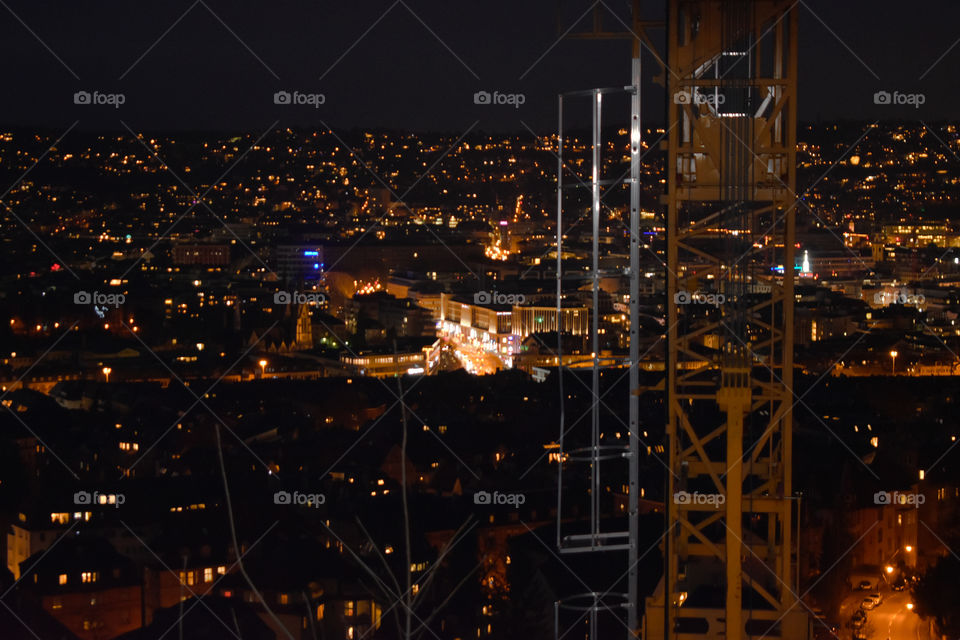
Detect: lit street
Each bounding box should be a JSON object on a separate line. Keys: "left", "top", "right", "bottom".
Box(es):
{"left": 839, "top": 590, "right": 930, "bottom": 640}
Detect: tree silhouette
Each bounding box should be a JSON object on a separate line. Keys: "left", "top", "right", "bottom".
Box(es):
{"left": 913, "top": 551, "right": 960, "bottom": 638}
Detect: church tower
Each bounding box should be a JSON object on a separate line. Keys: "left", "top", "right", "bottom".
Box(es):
{"left": 295, "top": 303, "right": 314, "bottom": 350}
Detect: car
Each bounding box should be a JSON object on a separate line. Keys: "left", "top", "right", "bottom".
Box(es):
{"left": 858, "top": 580, "right": 872, "bottom": 590}
{"left": 860, "top": 598, "right": 876, "bottom": 610}
{"left": 851, "top": 611, "right": 866, "bottom": 629}
{"left": 868, "top": 593, "right": 883, "bottom": 606}
{"left": 892, "top": 580, "right": 907, "bottom": 592}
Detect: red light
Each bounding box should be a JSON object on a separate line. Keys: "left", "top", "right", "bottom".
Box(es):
{"left": 51, "top": 263, "right": 61, "bottom": 271}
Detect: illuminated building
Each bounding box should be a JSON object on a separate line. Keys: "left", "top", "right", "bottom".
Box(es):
{"left": 511, "top": 305, "right": 588, "bottom": 338}
{"left": 339, "top": 339, "right": 441, "bottom": 378}
{"left": 171, "top": 244, "right": 231, "bottom": 266}
{"left": 437, "top": 294, "right": 589, "bottom": 363}
{"left": 881, "top": 223, "right": 960, "bottom": 249}
{"left": 19, "top": 537, "right": 143, "bottom": 640}
{"left": 273, "top": 244, "right": 324, "bottom": 283}
{"left": 437, "top": 295, "right": 517, "bottom": 359}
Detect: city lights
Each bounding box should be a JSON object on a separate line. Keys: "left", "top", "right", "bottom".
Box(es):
{"left": 1, "top": 5, "right": 958, "bottom": 637}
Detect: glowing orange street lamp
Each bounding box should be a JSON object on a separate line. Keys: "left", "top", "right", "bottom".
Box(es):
{"left": 890, "top": 350, "right": 898, "bottom": 375}
{"left": 102, "top": 366, "right": 112, "bottom": 383}
{"left": 258, "top": 359, "right": 267, "bottom": 378}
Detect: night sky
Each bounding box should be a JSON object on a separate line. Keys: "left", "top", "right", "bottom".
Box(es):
{"left": 0, "top": 0, "right": 958, "bottom": 132}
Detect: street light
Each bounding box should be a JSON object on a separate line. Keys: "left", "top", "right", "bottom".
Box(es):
{"left": 885, "top": 565, "right": 895, "bottom": 574}
{"left": 258, "top": 359, "right": 267, "bottom": 378}
{"left": 102, "top": 366, "right": 112, "bottom": 383}
{"left": 890, "top": 350, "right": 898, "bottom": 374}
{"left": 905, "top": 545, "right": 913, "bottom": 553}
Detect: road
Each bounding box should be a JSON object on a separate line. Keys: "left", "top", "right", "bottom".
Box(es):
{"left": 838, "top": 590, "right": 930, "bottom": 640}
{"left": 449, "top": 341, "right": 504, "bottom": 375}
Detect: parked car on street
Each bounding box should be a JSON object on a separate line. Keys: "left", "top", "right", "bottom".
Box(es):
{"left": 851, "top": 610, "right": 867, "bottom": 629}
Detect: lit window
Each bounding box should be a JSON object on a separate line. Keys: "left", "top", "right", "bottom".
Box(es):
{"left": 81, "top": 572, "right": 97, "bottom": 584}
{"left": 217, "top": 566, "right": 226, "bottom": 576}
{"left": 58, "top": 574, "right": 67, "bottom": 585}
{"left": 204, "top": 568, "right": 213, "bottom": 583}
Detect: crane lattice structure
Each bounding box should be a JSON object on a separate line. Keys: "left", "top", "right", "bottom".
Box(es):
{"left": 644, "top": 2, "right": 805, "bottom": 639}
{"left": 553, "top": 2, "right": 807, "bottom": 640}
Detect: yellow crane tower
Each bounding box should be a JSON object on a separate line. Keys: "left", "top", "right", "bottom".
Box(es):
{"left": 645, "top": 2, "right": 805, "bottom": 639}
{"left": 554, "top": 2, "right": 805, "bottom": 639}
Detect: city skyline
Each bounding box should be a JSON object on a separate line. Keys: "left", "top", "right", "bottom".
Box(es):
{"left": 2, "top": 2, "right": 960, "bottom": 640}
